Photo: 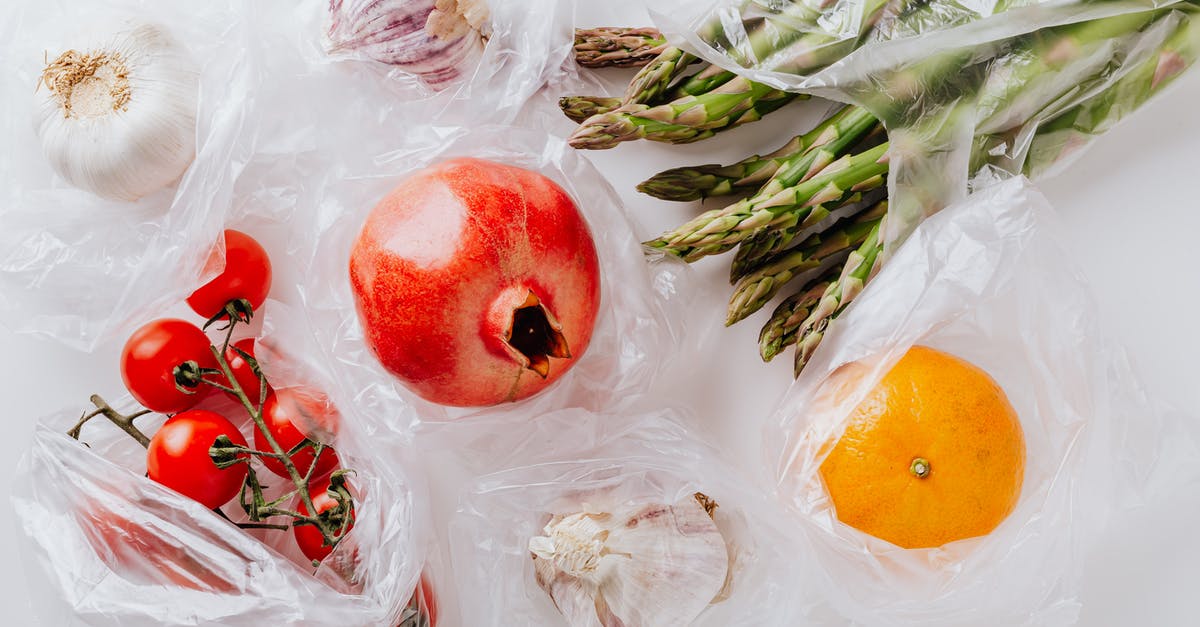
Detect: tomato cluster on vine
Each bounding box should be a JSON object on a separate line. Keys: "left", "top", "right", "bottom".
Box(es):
{"left": 73, "top": 229, "right": 355, "bottom": 566}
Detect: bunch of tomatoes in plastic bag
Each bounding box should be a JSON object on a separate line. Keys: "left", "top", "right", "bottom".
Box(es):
{"left": 71, "top": 229, "right": 353, "bottom": 562}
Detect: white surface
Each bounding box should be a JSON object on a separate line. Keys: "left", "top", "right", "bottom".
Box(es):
{"left": 3, "top": 11, "right": 1200, "bottom": 627}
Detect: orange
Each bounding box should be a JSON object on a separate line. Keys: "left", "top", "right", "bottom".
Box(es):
{"left": 818, "top": 346, "right": 1025, "bottom": 549}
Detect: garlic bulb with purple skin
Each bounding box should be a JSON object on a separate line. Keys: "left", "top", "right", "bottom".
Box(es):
{"left": 326, "top": 0, "right": 488, "bottom": 90}
{"left": 530, "top": 494, "right": 729, "bottom": 626}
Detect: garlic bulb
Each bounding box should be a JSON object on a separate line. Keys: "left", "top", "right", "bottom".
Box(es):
{"left": 32, "top": 21, "right": 199, "bottom": 201}
{"left": 530, "top": 494, "right": 729, "bottom": 627}
{"left": 326, "top": 0, "right": 488, "bottom": 90}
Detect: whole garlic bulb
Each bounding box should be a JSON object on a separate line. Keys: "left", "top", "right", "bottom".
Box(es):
{"left": 33, "top": 21, "right": 199, "bottom": 201}
{"left": 530, "top": 494, "right": 729, "bottom": 627}
{"left": 326, "top": 0, "right": 488, "bottom": 90}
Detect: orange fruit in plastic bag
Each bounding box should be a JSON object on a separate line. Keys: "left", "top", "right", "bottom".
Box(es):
{"left": 818, "top": 346, "right": 1025, "bottom": 549}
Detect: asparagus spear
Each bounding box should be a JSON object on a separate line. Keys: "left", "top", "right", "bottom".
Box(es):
{"left": 569, "top": 77, "right": 803, "bottom": 149}
{"left": 1024, "top": 10, "right": 1200, "bottom": 177}
{"left": 793, "top": 217, "right": 886, "bottom": 376}
{"left": 559, "top": 96, "right": 622, "bottom": 123}
{"left": 646, "top": 141, "right": 889, "bottom": 260}
{"left": 758, "top": 266, "right": 841, "bottom": 362}
{"left": 621, "top": 46, "right": 700, "bottom": 105}
{"left": 727, "top": 200, "right": 886, "bottom": 325}
{"left": 974, "top": 11, "right": 1161, "bottom": 136}
{"left": 573, "top": 27, "right": 668, "bottom": 68}
{"left": 637, "top": 104, "right": 877, "bottom": 201}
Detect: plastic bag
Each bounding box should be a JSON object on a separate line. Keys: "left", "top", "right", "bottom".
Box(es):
{"left": 761, "top": 177, "right": 1200, "bottom": 625}
{"left": 446, "top": 407, "right": 812, "bottom": 626}
{"left": 226, "top": 118, "right": 689, "bottom": 427}
{"left": 654, "top": 0, "right": 1200, "bottom": 251}
{"left": 11, "top": 299, "right": 430, "bottom": 626}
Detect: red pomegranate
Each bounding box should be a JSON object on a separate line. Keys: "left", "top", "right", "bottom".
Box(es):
{"left": 348, "top": 157, "right": 601, "bottom": 407}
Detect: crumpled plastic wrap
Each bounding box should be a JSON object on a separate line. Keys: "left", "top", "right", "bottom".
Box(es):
{"left": 0, "top": 0, "right": 580, "bottom": 351}
{"left": 447, "top": 408, "right": 812, "bottom": 626}
{"left": 11, "top": 300, "right": 430, "bottom": 626}
{"left": 761, "top": 177, "right": 1200, "bottom": 625}
{"left": 655, "top": 0, "right": 1200, "bottom": 252}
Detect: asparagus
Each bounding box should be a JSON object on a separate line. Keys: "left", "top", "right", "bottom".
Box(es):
{"left": 974, "top": 11, "right": 1161, "bottom": 136}
{"left": 622, "top": 46, "right": 700, "bottom": 105}
{"left": 573, "top": 27, "right": 668, "bottom": 68}
{"left": 637, "top": 105, "right": 877, "bottom": 201}
{"left": 727, "top": 200, "right": 886, "bottom": 325}
{"left": 1023, "top": 10, "right": 1200, "bottom": 177}
{"left": 569, "top": 77, "right": 803, "bottom": 149}
{"left": 559, "top": 96, "right": 622, "bottom": 123}
{"left": 793, "top": 217, "right": 886, "bottom": 376}
{"left": 646, "top": 141, "right": 889, "bottom": 260}
{"left": 758, "top": 266, "right": 841, "bottom": 362}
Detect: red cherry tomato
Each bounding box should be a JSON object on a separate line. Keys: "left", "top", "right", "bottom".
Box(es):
{"left": 293, "top": 477, "right": 355, "bottom": 562}
{"left": 147, "top": 410, "right": 248, "bottom": 510}
{"left": 121, "top": 319, "right": 216, "bottom": 413}
{"left": 255, "top": 389, "right": 339, "bottom": 478}
{"left": 187, "top": 229, "right": 272, "bottom": 319}
{"left": 221, "top": 338, "right": 269, "bottom": 405}
{"left": 80, "top": 499, "right": 237, "bottom": 593}
{"left": 407, "top": 574, "right": 439, "bottom": 627}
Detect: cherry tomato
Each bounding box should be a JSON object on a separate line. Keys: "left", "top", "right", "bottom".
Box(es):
{"left": 221, "top": 338, "right": 269, "bottom": 405}
{"left": 121, "top": 319, "right": 216, "bottom": 413}
{"left": 187, "top": 229, "right": 272, "bottom": 319}
{"left": 406, "top": 574, "right": 439, "bottom": 627}
{"left": 255, "top": 389, "right": 339, "bottom": 479}
{"left": 293, "top": 477, "right": 355, "bottom": 563}
{"left": 147, "top": 410, "right": 248, "bottom": 510}
{"left": 80, "top": 499, "right": 237, "bottom": 593}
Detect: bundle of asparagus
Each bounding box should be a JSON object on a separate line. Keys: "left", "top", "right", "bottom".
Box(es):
{"left": 564, "top": 4, "right": 1200, "bottom": 376}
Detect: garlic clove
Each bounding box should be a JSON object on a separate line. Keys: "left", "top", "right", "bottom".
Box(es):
{"left": 32, "top": 21, "right": 198, "bottom": 201}
{"left": 530, "top": 496, "right": 729, "bottom": 627}
{"left": 532, "top": 549, "right": 607, "bottom": 627}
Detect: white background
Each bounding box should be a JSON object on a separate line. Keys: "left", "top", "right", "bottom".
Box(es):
{"left": 3, "top": 3, "right": 1200, "bottom": 624}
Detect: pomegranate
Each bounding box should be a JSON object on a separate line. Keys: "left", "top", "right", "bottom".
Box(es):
{"left": 349, "top": 157, "right": 601, "bottom": 407}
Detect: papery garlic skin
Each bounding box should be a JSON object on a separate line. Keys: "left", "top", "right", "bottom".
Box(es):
{"left": 326, "top": 0, "right": 487, "bottom": 90}
{"left": 33, "top": 22, "right": 198, "bottom": 201}
{"left": 530, "top": 496, "right": 729, "bottom": 627}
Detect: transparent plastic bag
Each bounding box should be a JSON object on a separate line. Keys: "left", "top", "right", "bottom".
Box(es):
{"left": 654, "top": 0, "right": 1200, "bottom": 250}
{"left": 762, "top": 177, "right": 1200, "bottom": 625}
{"left": 446, "top": 408, "right": 812, "bottom": 626}
{"left": 0, "top": 0, "right": 254, "bottom": 350}
{"left": 314, "top": 0, "right": 575, "bottom": 116}
{"left": 229, "top": 118, "right": 689, "bottom": 428}
{"left": 11, "top": 299, "right": 430, "bottom": 626}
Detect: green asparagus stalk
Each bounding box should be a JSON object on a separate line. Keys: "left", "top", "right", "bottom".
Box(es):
{"left": 573, "top": 27, "right": 668, "bottom": 68}
{"left": 727, "top": 200, "right": 886, "bottom": 325}
{"left": 645, "top": 141, "right": 889, "bottom": 260}
{"left": 793, "top": 217, "right": 886, "bottom": 376}
{"left": 637, "top": 104, "right": 877, "bottom": 201}
{"left": 559, "top": 96, "right": 622, "bottom": 123}
{"left": 569, "top": 77, "right": 803, "bottom": 149}
{"left": 1023, "top": 10, "right": 1200, "bottom": 177}
{"left": 622, "top": 46, "right": 701, "bottom": 105}
{"left": 758, "top": 266, "right": 841, "bottom": 362}
{"left": 974, "top": 11, "right": 1161, "bottom": 136}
